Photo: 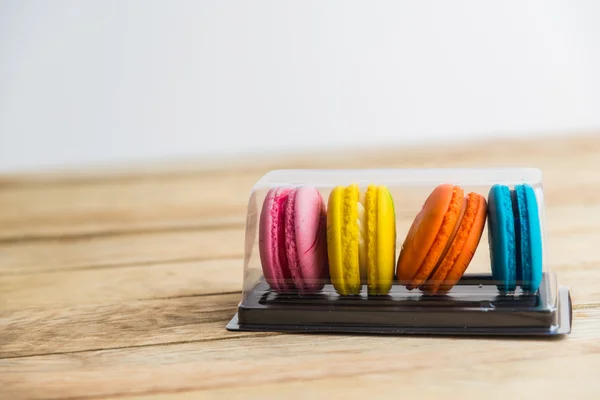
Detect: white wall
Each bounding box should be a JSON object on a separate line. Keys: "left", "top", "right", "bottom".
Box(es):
{"left": 1, "top": 1, "right": 600, "bottom": 172}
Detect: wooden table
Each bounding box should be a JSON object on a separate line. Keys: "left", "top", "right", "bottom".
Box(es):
{"left": 2, "top": 133, "right": 600, "bottom": 399}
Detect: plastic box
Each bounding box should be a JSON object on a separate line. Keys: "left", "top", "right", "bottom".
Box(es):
{"left": 227, "top": 168, "right": 572, "bottom": 336}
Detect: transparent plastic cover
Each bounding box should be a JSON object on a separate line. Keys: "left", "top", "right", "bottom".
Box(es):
{"left": 231, "top": 168, "right": 568, "bottom": 335}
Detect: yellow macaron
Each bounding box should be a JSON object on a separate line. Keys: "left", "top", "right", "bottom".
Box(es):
{"left": 326, "top": 183, "right": 396, "bottom": 296}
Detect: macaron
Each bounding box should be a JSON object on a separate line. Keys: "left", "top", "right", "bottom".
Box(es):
{"left": 396, "top": 184, "right": 487, "bottom": 295}
{"left": 258, "top": 186, "right": 329, "bottom": 294}
{"left": 488, "top": 184, "right": 542, "bottom": 294}
{"left": 327, "top": 183, "right": 396, "bottom": 296}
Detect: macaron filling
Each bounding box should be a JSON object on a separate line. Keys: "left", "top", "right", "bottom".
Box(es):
{"left": 284, "top": 189, "right": 306, "bottom": 291}
{"left": 495, "top": 185, "right": 517, "bottom": 293}
{"left": 271, "top": 190, "right": 294, "bottom": 291}
{"left": 357, "top": 198, "right": 368, "bottom": 282}
{"left": 366, "top": 185, "right": 379, "bottom": 290}
{"left": 510, "top": 189, "right": 523, "bottom": 282}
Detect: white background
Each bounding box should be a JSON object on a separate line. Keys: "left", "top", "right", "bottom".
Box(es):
{"left": 1, "top": 1, "right": 600, "bottom": 172}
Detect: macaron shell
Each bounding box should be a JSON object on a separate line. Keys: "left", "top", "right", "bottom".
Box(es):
{"left": 357, "top": 199, "right": 368, "bottom": 282}
{"left": 397, "top": 184, "right": 455, "bottom": 286}
{"left": 258, "top": 187, "right": 294, "bottom": 293}
{"left": 408, "top": 185, "right": 464, "bottom": 289}
{"left": 488, "top": 184, "right": 517, "bottom": 293}
{"left": 340, "top": 184, "right": 361, "bottom": 295}
{"left": 327, "top": 185, "right": 361, "bottom": 295}
{"left": 518, "top": 184, "right": 543, "bottom": 292}
{"left": 366, "top": 185, "right": 378, "bottom": 293}
{"left": 420, "top": 194, "right": 468, "bottom": 294}
{"left": 284, "top": 189, "right": 302, "bottom": 290}
{"left": 367, "top": 185, "right": 396, "bottom": 295}
{"left": 376, "top": 186, "right": 396, "bottom": 294}
{"left": 293, "top": 186, "right": 328, "bottom": 293}
{"left": 431, "top": 193, "right": 487, "bottom": 295}
{"left": 326, "top": 186, "right": 345, "bottom": 294}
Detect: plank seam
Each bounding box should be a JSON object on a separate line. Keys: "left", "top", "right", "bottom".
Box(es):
{"left": 0, "top": 256, "right": 244, "bottom": 276}
{"left": 0, "top": 222, "right": 245, "bottom": 245}
{"left": 0, "top": 332, "right": 279, "bottom": 360}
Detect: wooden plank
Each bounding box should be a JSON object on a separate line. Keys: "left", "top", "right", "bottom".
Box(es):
{"left": 118, "top": 354, "right": 600, "bottom": 400}
{"left": 2, "top": 133, "right": 598, "bottom": 186}
{"left": 0, "top": 173, "right": 251, "bottom": 241}
{"left": 0, "top": 258, "right": 243, "bottom": 310}
{"left": 1, "top": 133, "right": 600, "bottom": 400}
{"left": 0, "top": 221, "right": 593, "bottom": 359}
{"left": 546, "top": 230, "right": 600, "bottom": 270}
{"left": 0, "top": 227, "right": 244, "bottom": 274}
{"left": 0, "top": 166, "right": 598, "bottom": 283}
{"left": 0, "top": 221, "right": 594, "bottom": 358}
{"left": 0, "top": 170, "right": 596, "bottom": 244}
{"left": 0, "top": 257, "right": 595, "bottom": 359}
{"left": 160, "top": 354, "right": 599, "bottom": 400}
{"left": 0, "top": 199, "right": 598, "bottom": 277}
{"left": 0, "top": 293, "right": 257, "bottom": 359}
{"left": 1, "top": 134, "right": 599, "bottom": 241}
{"left": 0, "top": 223, "right": 596, "bottom": 311}
{"left": 0, "top": 205, "right": 595, "bottom": 310}
{"left": 1, "top": 307, "right": 598, "bottom": 400}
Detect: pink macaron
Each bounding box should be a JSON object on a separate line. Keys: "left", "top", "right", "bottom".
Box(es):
{"left": 258, "top": 186, "right": 329, "bottom": 294}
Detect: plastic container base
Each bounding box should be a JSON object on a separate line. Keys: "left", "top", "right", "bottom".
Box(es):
{"left": 227, "top": 273, "right": 572, "bottom": 337}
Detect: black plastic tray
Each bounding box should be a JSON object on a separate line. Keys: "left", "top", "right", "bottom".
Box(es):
{"left": 227, "top": 273, "right": 572, "bottom": 336}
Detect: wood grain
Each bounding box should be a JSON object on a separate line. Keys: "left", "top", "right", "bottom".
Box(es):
{"left": 1, "top": 133, "right": 600, "bottom": 400}
{"left": 0, "top": 264, "right": 597, "bottom": 360}
{"left": 1, "top": 214, "right": 598, "bottom": 312}
{"left": 0, "top": 228, "right": 244, "bottom": 274}
{"left": 0, "top": 258, "right": 242, "bottom": 310}
{"left": 116, "top": 353, "right": 600, "bottom": 400}
{"left": 1, "top": 133, "right": 598, "bottom": 241}
{"left": 2, "top": 132, "right": 596, "bottom": 185}
{"left": 0, "top": 293, "right": 252, "bottom": 358}
{"left": 0, "top": 229, "right": 597, "bottom": 313}
{"left": 0, "top": 204, "right": 597, "bottom": 275}
{"left": 1, "top": 307, "right": 598, "bottom": 400}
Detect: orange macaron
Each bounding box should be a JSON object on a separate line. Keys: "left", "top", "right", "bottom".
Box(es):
{"left": 396, "top": 184, "right": 487, "bottom": 295}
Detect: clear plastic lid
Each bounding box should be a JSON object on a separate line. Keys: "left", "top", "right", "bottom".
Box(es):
{"left": 228, "top": 168, "right": 571, "bottom": 336}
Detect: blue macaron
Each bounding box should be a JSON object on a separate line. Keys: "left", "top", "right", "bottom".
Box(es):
{"left": 488, "top": 184, "right": 542, "bottom": 294}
